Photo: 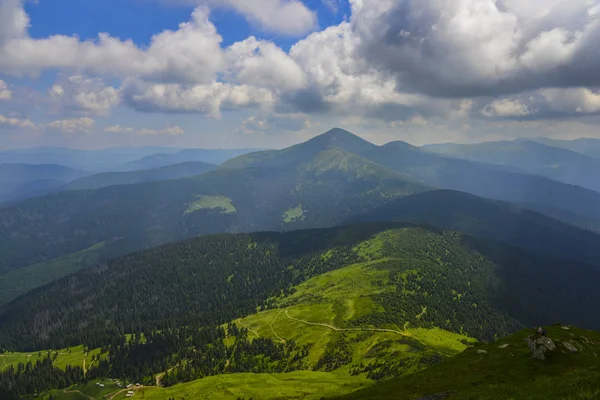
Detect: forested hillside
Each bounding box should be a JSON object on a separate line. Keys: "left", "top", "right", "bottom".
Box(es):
{"left": 3, "top": 223, "right": 600, "bottom": 399}
{"left": 0, "top": 149, "right": 424, "bottom": 276}
{"left": 2, "top": 223, "right": 600, "bottom": 353}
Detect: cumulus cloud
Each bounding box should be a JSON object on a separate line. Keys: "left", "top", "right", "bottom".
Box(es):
{"left": 106, "top": 124, "right": 185, "bottom": 136}
{"left": 481, "top": 98, "right": 532, "bottom": 118}
{"left": 226, "top": 37, "right": 307, "bottom": 91}
{"left": 49, "top": 76, "right": 120, "bottom": 115}
{"left": 349, "top": 0, "right": 600, "bottom": 97}
{"left": 0, "top": 80, "right": 12, "bottom": 100}
{"left": 0, "top": 113, "right": 35, "bottom": 129}
{"left": 192, "top": 0, "right": 317, "bottom": 36}
{"left": 239, "top": 113, "right": 315, "bottom": 134}
{"left": 540, "top": 87, "right": 600, "bottom": 114}
{"left": 0, "top": 3, "right": 223, "bottom": 83}
{"left": 121, "top": 79, "right": 275, "bottom": 117}
{"left": 44, "top": 117, "right": 95, "bottom": 134}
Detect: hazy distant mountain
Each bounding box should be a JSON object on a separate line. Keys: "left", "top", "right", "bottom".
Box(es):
{"left": 0, "top": 147, "right": 183, "bottom": 171}
{"left": 63, "top": 161, "right": 217, "bottom": 191}
{"left": 424, "top": 140, "right": 600, "bottom": 192}
{"left": 122, "top": 148, "right": 266, "bottom": 170}
{"left": 0, "top": 164, "right": 89, "bottom": 203}
{"left": 522, "top": 137, "right": 600, "bottom": 159}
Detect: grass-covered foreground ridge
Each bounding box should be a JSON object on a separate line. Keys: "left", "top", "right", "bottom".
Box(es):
{"left": 337, "top": 324, "right": 600, "bottom": 400}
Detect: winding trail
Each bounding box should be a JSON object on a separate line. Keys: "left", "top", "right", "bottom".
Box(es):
{"left": 284, "top": 310, "right": 410, "bottom": 336}
{"left": 270, "top": 311, "right": 286, "bottom": 343}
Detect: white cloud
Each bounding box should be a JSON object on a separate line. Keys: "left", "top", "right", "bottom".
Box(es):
{"left": 0, "top": 113, "right": 35, "bottom": 129}
{"left": 45, "top": 117, "right": 95, "bottom": 134}
{"left": 0, "top": 4, "right": 223, "bottom": 84}
{"left": 226, "top": 37, "right": 307, "bottom": 91}
{"left": 49, "top": 76, "right": 120, "bottom": 115}
{"left": 104, "top": 125, "right": 134, "bottom": 134}
{"left": 322, "top": 0, "right": 340, "bottom": 13}
{"left": 540, "top": 87, "right": 600, "bottom": 114}
{"left": 122, "top": 79, "right": 275, "bottom": 117}
{"left": 105, "top": 124, "right": 184, "bottom": 136}
{"left": 349, "top": 0, "right": 600, "bottom": 96}
{"left": 195, "top": 0, "right": 317, "bottom": 36}
{"left": 481, "top": 98, "right": 532, "bottom": 117}
{"left": 0, "top": 79, "right": 12, "bottom": 100}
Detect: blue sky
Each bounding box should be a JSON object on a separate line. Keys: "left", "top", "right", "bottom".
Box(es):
{"left": 1, "top": 0, "right": 600, "bottom": 149}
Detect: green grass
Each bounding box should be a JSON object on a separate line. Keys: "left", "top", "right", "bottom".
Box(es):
{"left": 0, "top": 242, "right": 106, "bottom": 307}
{"left": 1, "top": 345, "right": 105, "bottom": 372}
{"left": 337, "top": 324, "right": 600, "bottom": 400}
{"left": 41, "top": 378, "right": 129, "bottom": 400}
{"left": 185, "top": 195, "right": 236, "bottom": 214}
{"left": 283, "top": 204, "right": 306, "bottom": 223}
{"left": 142, "top": 371, "right": 372, "bottom": 400}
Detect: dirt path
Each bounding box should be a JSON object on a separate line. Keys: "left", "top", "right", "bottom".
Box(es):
{"left": 284, "top": 310, "right": 410, "bottom": 336}
{"left": 106, "top": 385, "right": 146, "bottom": 400}
{"left": 270, "top": 311, "right": 286, "bottom": 343}
{"left": 62, "top": 389, "right": 94, "bottom": 400}
{"left": 83, "top": 353, "right": 87, "bottom": 374}
{"left": 236, "top": 318, "right": 260, "bottom": 338}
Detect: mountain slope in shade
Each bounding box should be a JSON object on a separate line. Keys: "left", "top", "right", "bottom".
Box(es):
{"left": 348, "top": 189, "right": 600, "bottom": 267}
{"left": 63, "top": 161, "right": 217, "bottom": 191}
{"left": 424, "top": 140, "right": 600, "bottom": 192}
{"left": 358, "top": 141, "right": 600, "bottom": 224}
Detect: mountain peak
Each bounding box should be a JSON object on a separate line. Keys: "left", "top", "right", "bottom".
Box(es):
{"left": 303, "top": 128, "right": 377, "bottom": 154}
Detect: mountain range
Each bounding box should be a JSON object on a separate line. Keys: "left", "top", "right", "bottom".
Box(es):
{"left": 2, "top": 128, "right": 600, "bottom": 400}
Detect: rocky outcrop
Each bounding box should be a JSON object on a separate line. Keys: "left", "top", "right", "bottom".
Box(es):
{"left": 526, "top": 335, "right": 556, "bottom": 360}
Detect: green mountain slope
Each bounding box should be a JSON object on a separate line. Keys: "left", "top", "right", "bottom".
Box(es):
{"left": 221, "top": 128, "right": 377, "bottom": 169}
{"left": 4, "top": 224, "right": 600, "bottom": 399}
{"left": 335, "top": 324, "right": 600, "bottom": 400}
{"left": 424, "top": 140, "right": 600, "bottom": 192}
{"left": 225, "top": 130, "right": 600, "bottom": 226}
{"left": 63, "top": 161, "right": 216, "bottom": 191}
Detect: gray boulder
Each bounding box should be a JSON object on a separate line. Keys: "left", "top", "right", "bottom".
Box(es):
{"left": 526, "top": 335, "right": 556, "bottom": 360}
{"left": 563, "top": 341, "right": 578, "bottom": 353}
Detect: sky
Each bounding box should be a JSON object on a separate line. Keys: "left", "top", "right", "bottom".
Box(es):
{"left": 1, "top": 0, "right": 600, "bottom": 149}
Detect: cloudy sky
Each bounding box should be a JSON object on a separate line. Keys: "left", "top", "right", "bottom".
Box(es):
{"left": 1, "top": 0, "right": 600, "bottom": 149}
